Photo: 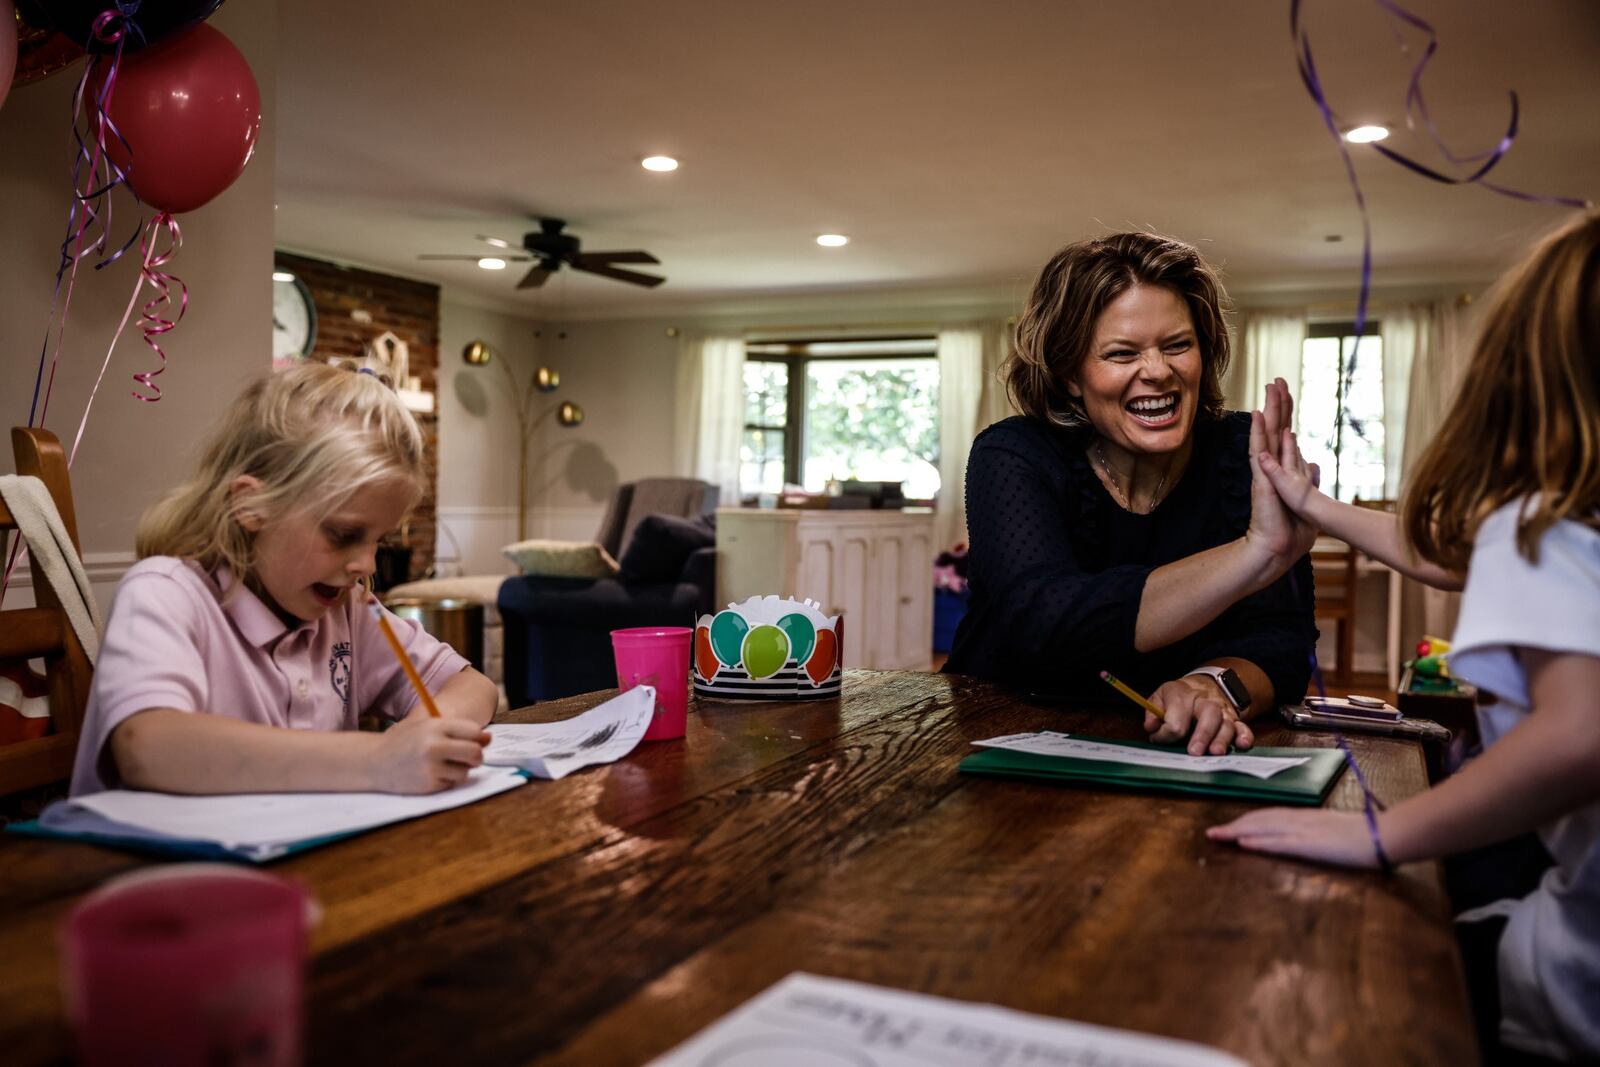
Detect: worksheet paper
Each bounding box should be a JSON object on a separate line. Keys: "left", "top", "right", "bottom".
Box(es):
{"left": 40, "top": 765, "right": 528, "bottom": 860}
{"left": 647, "top": 972, "right": 1247, "bottom": 1067}
{"left": 484, "top": 684, "right": 656, "bottom": 779}
{"left": 973, "top": 731, "right": 1310, "bottom": 780}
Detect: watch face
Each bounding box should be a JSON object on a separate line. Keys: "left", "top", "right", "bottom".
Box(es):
{"left": 272, "top": 273, "right": 316, "bottom": 361}
{"left": 1219, "top": 669, "right": 1251, "bottom": 709}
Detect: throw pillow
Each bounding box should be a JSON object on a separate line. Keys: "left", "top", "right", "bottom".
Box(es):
{"left": 502, "top": 539, "right": 620, "bottom": 580}
{"left": 619, "top": 513, "right": 715, "bottom": 584}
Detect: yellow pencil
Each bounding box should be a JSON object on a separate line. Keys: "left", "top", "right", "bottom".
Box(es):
{"left": 1099, "top": 670, "right": 1165, "bottom": 721}
{"left": 368, "top": 595, "right": 442, "bottom": 718}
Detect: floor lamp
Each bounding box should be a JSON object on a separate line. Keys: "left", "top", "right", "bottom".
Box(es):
{"left": 463, "top": 341, "right": 584, "bottom": 541}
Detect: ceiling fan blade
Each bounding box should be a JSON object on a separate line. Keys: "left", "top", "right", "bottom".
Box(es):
{"left": 572, "top": 260, "right": 665, "bottom": 287}
{"left": 516, "top": 264, "right": 555, "bottom": 289}
{"left": 475, "top": 234, "right": 517, "bottom": 250}
{"left": 418, "top": 253, "right": 532, "bottom": 261}
{"left": 575, "top": 250, "right": 659, "bottom": 265}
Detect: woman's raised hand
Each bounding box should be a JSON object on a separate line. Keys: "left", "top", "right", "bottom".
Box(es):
{"left": 1258, "top": 379, "right": 1324, "bottom": 520}
{"left": 1245, "top": 379, "right": 1320, "bottom": 567}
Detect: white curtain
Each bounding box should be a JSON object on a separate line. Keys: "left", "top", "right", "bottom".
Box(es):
{"left": 1226, "top": 311, "right": 1307, "bottom": 423}
{"left": 936, "top": 326, "right": 986, "bottom": 552}
{"left": 673, "top": 334, "right": 745, "bottom": 507}
{"left": 1388, "top": 298, "right": 1481, "bottom": 640}
{"left": 976, "top": 318, "right": 1017, "bottom": 431}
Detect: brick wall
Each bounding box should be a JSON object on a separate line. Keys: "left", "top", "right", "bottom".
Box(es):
{"left": 273, "top": 251, "right": 439, "bottom": 581}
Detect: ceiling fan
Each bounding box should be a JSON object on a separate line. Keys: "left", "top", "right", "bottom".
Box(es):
{"left": 419, "top": 217, "right": 665, "bottom": 289}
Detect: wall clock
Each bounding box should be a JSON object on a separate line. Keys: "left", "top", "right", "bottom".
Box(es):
{"left": 272, "top": 270, "right": 317, "bottom": 361}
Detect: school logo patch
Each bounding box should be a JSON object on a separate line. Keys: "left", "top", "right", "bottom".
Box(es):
{"left": 328, "top": 641, "right": 352, "bottom": 715}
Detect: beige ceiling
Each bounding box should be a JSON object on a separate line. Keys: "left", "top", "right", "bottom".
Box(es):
{"left": 273, "top": 0, "right": 1600, "bottom": 319}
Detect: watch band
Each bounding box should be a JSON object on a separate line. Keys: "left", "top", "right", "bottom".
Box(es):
{"left": 1184, "top": 666, "right": 1249, "bottom": 711}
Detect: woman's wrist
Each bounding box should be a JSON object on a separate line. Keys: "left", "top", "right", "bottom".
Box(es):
{"left": 1236, "top": 533, "right": 1292, "bottom": 592}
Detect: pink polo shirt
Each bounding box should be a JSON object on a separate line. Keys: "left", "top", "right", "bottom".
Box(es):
{"left": 71, "top": 556, "right": 468, "bottom": 795}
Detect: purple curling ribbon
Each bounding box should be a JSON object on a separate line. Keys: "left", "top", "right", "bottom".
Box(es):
{"left": 1288, "top": 0, "right": 1591, "bottom": 450}
{"left": 24, "top": 2, "right": 147, "bottom": 432}
{"left": 1308, "top": 652, "right": 1393, "bottom": 874}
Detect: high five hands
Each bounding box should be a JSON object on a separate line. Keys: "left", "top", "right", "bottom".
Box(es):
{"left": 1246, "top": 378, "right": 1322, "bottom": 566}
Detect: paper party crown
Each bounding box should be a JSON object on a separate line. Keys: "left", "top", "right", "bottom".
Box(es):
{"left": 693, "top": 595, "right": 842, "bottom": 700}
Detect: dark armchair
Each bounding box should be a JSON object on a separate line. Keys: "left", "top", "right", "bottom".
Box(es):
{"left": 498, "top": 479, "right": 718, "bottom": 705}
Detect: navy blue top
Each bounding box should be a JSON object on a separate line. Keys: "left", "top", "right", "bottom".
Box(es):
{"left": 944, "top": 412, "right": 1317, "bottom": 706}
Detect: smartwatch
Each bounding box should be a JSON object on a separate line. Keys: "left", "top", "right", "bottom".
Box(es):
{"left": 1184, "top": 666, "right": 1250, "bottom": 711}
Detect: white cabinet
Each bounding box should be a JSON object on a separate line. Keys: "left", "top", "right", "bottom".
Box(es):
{"left": 715, "top": 508, "right": 936, "bottom": 671}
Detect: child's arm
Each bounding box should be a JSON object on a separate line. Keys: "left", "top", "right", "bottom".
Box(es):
{"left": 109, "top": 706, "right": 491, "bottom": 795}
{"left": 431, "top": 666, "right": 498, "bottom": 727}
{"left": 1207, "top": 648, "right": 1600, "bottom": 867}
{"left": 1258, "top": 379, "right": 1465, "bottom": 591}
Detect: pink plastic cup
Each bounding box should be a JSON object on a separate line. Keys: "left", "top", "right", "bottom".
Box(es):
{"left": 611, "top": 626, "right": 693, "bottom": 741}
{"left": 61, "top": 864, "right": 315, "bottom": 1067}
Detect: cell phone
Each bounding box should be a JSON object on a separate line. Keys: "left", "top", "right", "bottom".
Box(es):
{"left": 1304, "top": 694, "right": 1403, "bottom": 721}
{"left": 1281, "top": 703, "right": 1452, "bottom": 743}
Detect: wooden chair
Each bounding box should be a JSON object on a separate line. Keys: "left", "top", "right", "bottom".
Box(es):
{"left": 1311, "top": 537, "right": 1359, "bottom": 687}
{"left": 0, "top": 428, "right": 91, "bottom": 797}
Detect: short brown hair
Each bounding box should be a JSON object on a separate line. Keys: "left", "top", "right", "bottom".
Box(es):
{"left": 1403, "top": 212, "right": 1600, "bottom": 570}
{"left": 1004, "top": 232, "right": 1233, "bottom": 428}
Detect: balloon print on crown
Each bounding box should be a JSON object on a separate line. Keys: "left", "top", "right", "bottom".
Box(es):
{"left": 694, "top": 596, "right": 843, "bottom": 700}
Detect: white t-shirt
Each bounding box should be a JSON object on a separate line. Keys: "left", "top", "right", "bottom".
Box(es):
{"left": 1449, "top": 502, "right": 1600, "bottom": 1061}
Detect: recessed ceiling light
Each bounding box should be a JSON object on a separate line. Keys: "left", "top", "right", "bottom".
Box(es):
{"left": 477, "top": 257, "right": 507, "bottom": 270}
{"left": 1343, "top": 125, "right": 1389, "bottom": 144}
{"left": 816, "top": 234, "right": 850, "bottom": 247}
{"left": 271, "top": 270, "right": 294, "bottom": 283}
{"left": 641, "top": 155, "right": 679, "bottom": 172}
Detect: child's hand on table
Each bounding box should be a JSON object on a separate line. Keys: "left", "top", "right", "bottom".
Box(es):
{"left": 1207, "top": 808, "right": 1382, "bottom": 869}
{"left": 371, "top": 711, "right": 490, "bottom": 793}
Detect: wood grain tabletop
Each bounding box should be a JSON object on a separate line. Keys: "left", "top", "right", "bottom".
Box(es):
{"left": 0, "top": 670, "right": 1476, "bottom": 1066}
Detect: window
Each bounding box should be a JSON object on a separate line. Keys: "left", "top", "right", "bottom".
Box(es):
{"left": 740, "top": 338, "right": 940, "bottom": 501}
{"left": 1298, "top": 322, "right": 1384, "bottom": 502}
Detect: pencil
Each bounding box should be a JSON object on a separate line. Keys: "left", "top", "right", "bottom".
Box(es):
{"left": 368, "top": 595, "right": 442, "bottom": 718}
{"left": 1099, "top": 670, "right": 1165, "bottom": 721}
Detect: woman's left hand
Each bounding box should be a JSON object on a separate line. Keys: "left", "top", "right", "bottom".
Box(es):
{"left": 1207, "top": 808, "right": 1382, "bottom": 869}
{"left": 1145, "top": 676, "right": 1255, "bottom": 754}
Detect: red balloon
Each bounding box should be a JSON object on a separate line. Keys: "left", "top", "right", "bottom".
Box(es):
{"left": 94, "top": 22, "right": 260, "bottom": 214}
{"left": 1, "top": 1, "right": 17, "bottom": 111}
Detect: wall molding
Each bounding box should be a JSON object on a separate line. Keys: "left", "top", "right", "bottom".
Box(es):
{"left": 5, "top": 550, "right": 137, "bottom": 591}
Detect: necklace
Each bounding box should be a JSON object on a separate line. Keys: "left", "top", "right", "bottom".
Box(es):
{"left": 1093, "top": 440, "right": 1168, "bottom": 514}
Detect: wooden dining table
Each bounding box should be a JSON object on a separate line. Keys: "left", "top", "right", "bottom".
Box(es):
{"left": 0, "top": 670, "right": 1477, "bottom": 1066}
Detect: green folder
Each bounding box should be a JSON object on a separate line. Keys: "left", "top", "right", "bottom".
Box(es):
{"left": 959, "top": 735, "right": 1347, "bottom": 806}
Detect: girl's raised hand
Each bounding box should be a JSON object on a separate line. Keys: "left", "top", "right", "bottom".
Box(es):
{"left": 370, "top": 712, "right": 490, "bottom": 794}
{"left": 1207, "top": 807, "right": 1381, "bottom": 869}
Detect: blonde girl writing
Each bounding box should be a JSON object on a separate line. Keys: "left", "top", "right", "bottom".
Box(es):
{"left": 71, "top": 363, "right": 498, "bottom": 796}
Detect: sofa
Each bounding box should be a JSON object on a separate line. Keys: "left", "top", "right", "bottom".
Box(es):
{"left": 498, "top": 479, "right": 718, "bottom": 705}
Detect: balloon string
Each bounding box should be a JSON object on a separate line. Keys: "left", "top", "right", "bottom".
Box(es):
{"left": 68, "top": 218, "right": 164, "bottom": 466}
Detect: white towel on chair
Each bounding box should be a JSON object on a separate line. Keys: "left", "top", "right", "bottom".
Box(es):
{"left": 0, "top": 474, "right": 102, "bottom": 663}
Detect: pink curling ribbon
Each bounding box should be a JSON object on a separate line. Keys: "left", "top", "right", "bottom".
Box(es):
{"left": 1288, "top": 0, "right": 1591, "bottom": 448}
{"left": 130, "top": 212, "right": 186, "bottom": 402}
{"left": 66, "top": 213, "right": 184, "bottom": 465}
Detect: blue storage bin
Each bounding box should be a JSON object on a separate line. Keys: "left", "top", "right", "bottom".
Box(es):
{"left": 932, "top": 588, "right": 969, "bottom": 653}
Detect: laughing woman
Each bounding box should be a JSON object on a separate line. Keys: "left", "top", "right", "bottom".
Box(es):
{"left": 944, "top": 232, "right": 1318, "bottom": 754}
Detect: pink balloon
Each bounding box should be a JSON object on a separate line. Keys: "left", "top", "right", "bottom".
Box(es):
{"left": 0, "top": 0, "right": 18, "bottom": 113}
{"left": 93, "top": 22, "right": 261, "bottom": 214}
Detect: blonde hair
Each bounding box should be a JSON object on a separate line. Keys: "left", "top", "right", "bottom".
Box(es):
{"left": 137, "top": 363, "right": 426, "bottom": 577}
{"left": 1004, "top": 232, "right": 1233, "bottom": 429}
{"left": 1403, "top": 212, "right": 1600, "bottom": 570}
